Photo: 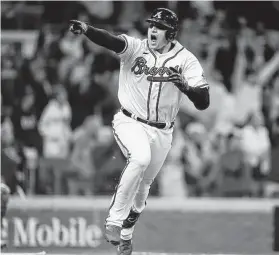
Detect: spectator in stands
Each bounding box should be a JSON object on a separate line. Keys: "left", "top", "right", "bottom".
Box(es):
{"left": 241, "top": 111, "right": 271, "bottom": 196}
{"left": 1, "top": 107, "right": 14, "bottom": 151}
{"left": 1, "top": 110, "right": 26, "bottom": 195}
{"left": 262, "top": 72, "right": 279, "bottom": 146}
{"left": 67, "top": 52, "right": 119, "bottom": 128}
{"left": 267, "top": 113, "right": 279, "bottom": 197}
{"left": 214, "top": 33, "right": 237, "bottom": 92}
{"left": 66, "top": 114, "right": 102, "bottom": 195}
{"left": 91, "top": 52, "right": 120, "bottom": 125}
{"left": 181, "top": 122, "right": 211, "bottom": 196}
{"left": 80, "top": 1, "right": 122, "bottom": 25}
{"left": 38, "top": 85, "right": 72, "bottom": 159}
{"left": 92, "top": 125, "right": 122, "bottom": 195}
{"left": 264, "top": 30, "right": 279, "bottom": 62}
{"left": 262, "top": 71, "right": 279, "bottom": 197}
{"left": 159, "top": 118, "right": 188, "bottom": 197}
{"left": 197, "top": 127, "right": 228, "bottom": 196}
{"left": 12, "top": 86, "right": 43, "bottom": 152}
{"left": 12, "top": 55, "right": 51, "bottom": 193}
{"left": 232, "top": 34, "right": 279, "bottom": 123}
{"left": 11, "top": 87, "right": 42, "bottom": 194}
{"left": 58, "top": 27, "right": 85, "bottom": 82}
{"left": 60, "top": 29, "right": 84, "bottom": 60}
{"left": 217, "top": 130, "right": 252, "bottom": 197}
{"left": 66, "top": 60, "right": 103, "bottom": 128}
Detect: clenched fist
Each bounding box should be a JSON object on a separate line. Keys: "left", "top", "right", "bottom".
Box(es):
{"left": 69, "top": 20, "right": 88, "bottom": 35}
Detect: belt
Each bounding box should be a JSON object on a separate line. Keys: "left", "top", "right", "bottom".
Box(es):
{"left": 121, "top": 108, "right": 174, "bottom": 129}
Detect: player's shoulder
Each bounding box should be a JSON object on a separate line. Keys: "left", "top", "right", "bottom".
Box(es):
{"left": 176, "top": 41, "right": 199, "bottom": 61}
{"left": 117, "top": 34, "right": 145, "bottom": 56}
{"left": 118, "top": 33, "right": 145, "bottom": 45}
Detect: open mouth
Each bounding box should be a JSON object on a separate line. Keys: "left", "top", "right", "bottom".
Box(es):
{"left": 151, "top": 34, "right": 157, "bottom": 42}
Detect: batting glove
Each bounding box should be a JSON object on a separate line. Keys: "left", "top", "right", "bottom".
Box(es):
{"left": 69, "top": 20, "right": 88, "bottom": 35}
{"left": 168, "top": 67, "right": 189, "bottom": 91}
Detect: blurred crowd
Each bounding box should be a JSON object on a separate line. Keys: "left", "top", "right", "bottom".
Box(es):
{"left": 1, "top": 1, "right": 279, "bottom": 198}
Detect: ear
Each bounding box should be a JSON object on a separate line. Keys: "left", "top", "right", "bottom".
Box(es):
{"left": 166, "top": 31, "right": 177, "bottom": 42}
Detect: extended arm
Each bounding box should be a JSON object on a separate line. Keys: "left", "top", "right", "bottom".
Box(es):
{"left": 231, "top": 37, "right": 247, "bottom": 93}
{"left": 258, "top": 52, "right": 279, "bottom": 86}
{"left": 69, "top": 20, "right": 126, "bottom": 54}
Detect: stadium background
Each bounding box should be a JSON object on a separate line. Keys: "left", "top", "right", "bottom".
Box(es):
{"left": 1, "top": 1, "right": 279, "bottom": 254}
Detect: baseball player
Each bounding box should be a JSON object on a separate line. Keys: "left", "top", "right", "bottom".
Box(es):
{"left": 69, "top": 7, "right": 209, "bottom": 255}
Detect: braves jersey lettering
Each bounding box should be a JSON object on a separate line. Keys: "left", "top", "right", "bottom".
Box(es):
{"left": 131, "top": 57, "right": 179, "bottom": 78}
{"left": 117, "top": 34, "right": 206, "bottom": 123}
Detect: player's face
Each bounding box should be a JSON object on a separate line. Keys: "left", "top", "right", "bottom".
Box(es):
{"left": 148, "top": 22, "right": 169, "bottom": 50}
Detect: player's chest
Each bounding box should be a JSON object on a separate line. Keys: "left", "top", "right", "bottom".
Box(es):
{"left": 130, "top": 52, "right": 181, "bottom": 81}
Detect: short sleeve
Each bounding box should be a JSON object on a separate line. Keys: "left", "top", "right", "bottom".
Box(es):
{"left": 117, "top": 34, "right": 141, "bottom": 62}
{"left": 183, "top": 53, "right": 208, "bottom": 88}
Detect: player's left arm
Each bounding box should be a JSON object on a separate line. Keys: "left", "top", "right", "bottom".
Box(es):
{"left": 168, "top": 59, "right": 210, "bottom": 110}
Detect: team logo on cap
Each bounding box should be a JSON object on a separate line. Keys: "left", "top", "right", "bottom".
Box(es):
{"left": 153, "top": 11, "right": 162, "bottom": 19}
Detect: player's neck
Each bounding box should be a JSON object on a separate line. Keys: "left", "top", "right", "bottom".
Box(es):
{"left": 156, "top": 42, "right": 173, "bottom": 54}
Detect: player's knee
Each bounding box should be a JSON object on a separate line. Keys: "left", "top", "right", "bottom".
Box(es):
{"left": 131, "top": 152, "right": 151, "bottom": 170}
{"left": 137, "top": 178, "right": 153, "bottom": 194}
{"left": 140, "top": 178, "right": 153, "bottom": 189}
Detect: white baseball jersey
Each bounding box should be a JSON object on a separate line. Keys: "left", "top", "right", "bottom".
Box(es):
{"left": 117, "top": 34, "right": 207, "bottom": 123}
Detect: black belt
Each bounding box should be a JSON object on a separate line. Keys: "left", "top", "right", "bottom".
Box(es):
{"left": 121, "top": 108, "right": 174, "bottom": 129}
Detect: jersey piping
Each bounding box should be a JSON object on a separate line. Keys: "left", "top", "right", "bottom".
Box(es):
{"left": 155, "top": 46, "right": 185, "bottom": 121}
{"left": 146, "top": 42, "right": 158, "bottom": 120}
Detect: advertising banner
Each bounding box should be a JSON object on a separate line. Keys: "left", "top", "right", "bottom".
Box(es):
{"left": 3, "top": 197, "right": 277, "bottom": 254}
{"left": 2, "top": 208, "right": 111, "bottom": 251}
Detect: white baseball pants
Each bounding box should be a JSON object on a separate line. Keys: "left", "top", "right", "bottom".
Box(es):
{"left": 105, "top": 111, "right": 173, "bottom": 233}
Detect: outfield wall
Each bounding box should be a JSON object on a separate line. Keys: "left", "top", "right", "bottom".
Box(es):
{"left": 4, "top": 197, "right": 279, "bottom": 254}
